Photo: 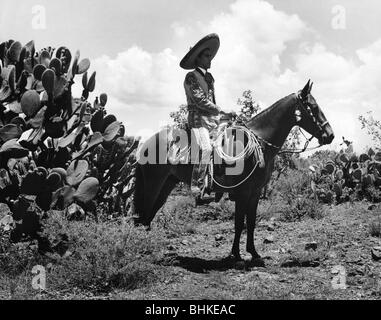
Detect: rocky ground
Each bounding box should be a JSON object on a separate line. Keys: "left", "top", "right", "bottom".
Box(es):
{"left": 113, "top": 197, "right": 381, "bottom": 300}
{"left": 1, "top": 195, "right": 381, "bottom": 300}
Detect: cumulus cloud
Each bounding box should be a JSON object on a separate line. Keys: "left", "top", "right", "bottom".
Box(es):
{"left": 89, "top": 45, "right": 186, "bottom": 135}
{"left": 284, "top": 40, "right": 381, "bottom": 152}
{"left": 92, "top": 46, "right": 183, "bottom": 108}
{"left": 91, "top": 0, "right": 310, "bottom": 136}
{"left": 172, "top": 0, "right": 381, "bottom": 151}
{"left": 171, "top": 0, "right": 309, "bottom": 107}
{"left": 90, "top": 0, "right": 381, "bottom": 150}
{"left": 171, "top": 22, "right": 194, "bottom": 39}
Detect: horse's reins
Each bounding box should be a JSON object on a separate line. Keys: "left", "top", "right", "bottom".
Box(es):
{"left": 212, "top": 93, "right": 330, "bottom": 188}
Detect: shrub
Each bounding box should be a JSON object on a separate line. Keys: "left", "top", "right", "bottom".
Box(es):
{"left": 202, "top": 199, "right": 235, "bottom": 222}
{"left": 269, "top": 168, "right": 325, "bottom": 222}
{"left": 369, "top": 216, "right": 381, "bottom": 238}
{"left": 279, "top": 196, "right": 325, "bottom": 222}
{"left": 39, "top": 213, "right": 168, "bottom": 292}
{"left": 0, "top": 238, "right": 42, "bottom": 278}
{"left": 271, "top": 168, "right": 311, "bottom": 199}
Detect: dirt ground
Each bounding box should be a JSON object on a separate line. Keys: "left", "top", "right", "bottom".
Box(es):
{"left": 2, "top": 194, "right": 381, "bottom": 300}
{"left": 111, "top": 196, "right": 381, "bottom": 300}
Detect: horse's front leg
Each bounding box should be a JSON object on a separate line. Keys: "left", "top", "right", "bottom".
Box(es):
{"left": 246, "top": 191, "right": 265, "bottom": 266}
{"left": 231, "top": 197, "right": 246, "bottom": 261}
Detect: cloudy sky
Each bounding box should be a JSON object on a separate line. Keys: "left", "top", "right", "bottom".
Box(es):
{"left": 1, "top": 0, "right": 381, "bottom": 153}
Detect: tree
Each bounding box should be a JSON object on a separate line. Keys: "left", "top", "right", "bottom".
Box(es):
{"left": 359, "top": 111, "right": 381, "bottom": 150}
{"left": 169, "top": 90, "right": 262, "bottom": 128}
{"left": 169, "top": 104, "right": 188, "bottom": 129}
{"left": 237, "top": 90, "right": 261, "bottom": 121}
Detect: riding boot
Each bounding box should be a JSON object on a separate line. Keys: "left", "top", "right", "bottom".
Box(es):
{"left": 190, "top": 127, "right": 214, "bottom": 204}
{"left": 191, "top": 162, "right": 214, "bottom": 206}
{"left": 190, "top": 163, "right": 202, "bottom": 197}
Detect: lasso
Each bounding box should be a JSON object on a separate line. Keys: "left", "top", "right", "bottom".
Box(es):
{"left": 211, "top": 125, "right": 264, "bottom": 189}
{"left": 213, "top": 124, "right": 262, "bottom": 164}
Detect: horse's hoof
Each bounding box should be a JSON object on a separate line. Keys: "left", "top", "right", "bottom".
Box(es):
{"left": 224, "top": 254, "right": 244, "bottom": 268}
{"left": 234, "top": 260, "right": 246, "bottom": 270}
{"left": 132, "top": 216, "right": 142, "bottom": 226}
{"left": 224, "top": 254, "right": 240, "bottom": 261}
{"left": 250, "top": 257, "right": 266, "bottom": 267}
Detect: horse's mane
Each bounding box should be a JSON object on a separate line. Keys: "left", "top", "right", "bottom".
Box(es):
{"left": 245, "top": 93, "right": 295, "bottom": 126}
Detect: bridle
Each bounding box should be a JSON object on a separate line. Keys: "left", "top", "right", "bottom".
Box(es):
{"left": 294, "top": 93, "right": 330, "bottom": 137}
{"left": 253, "top": 93, "right": 330, "bottom": 154}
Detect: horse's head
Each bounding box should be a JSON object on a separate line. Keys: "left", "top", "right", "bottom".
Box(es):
{"left": 295, "top": 80, "right": 334, "bottom": 145}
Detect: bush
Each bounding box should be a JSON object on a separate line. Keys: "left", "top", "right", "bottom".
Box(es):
{"left": 369, "top": 217, "right": 381, "bottom": 238}
{"left": 270, "top": 168, "right": 311, "bottom": 199}
{"left": 269, "top": 169, "right": 325, "bottom": 222}
{"left": 279, "top": 196, "right": 325, "bottom": 222}
{"left": 201, "top": 199, "right": 235, "bottom": 222}
{"left": 39, "top": 212, "right": 168, "bottom": 292}
{"left": 0, "top": 238, "right": 42, "bottom": 278}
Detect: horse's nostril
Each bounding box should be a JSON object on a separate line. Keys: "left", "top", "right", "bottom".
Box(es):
{"left": 320, "top": 132, "right": 335, "bottom": 145}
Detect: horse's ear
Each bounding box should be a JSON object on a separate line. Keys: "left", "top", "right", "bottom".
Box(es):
{"left": 309, "top": 81, "right": 313, "bottom": 93}
{"left": 301, "top": 79, "right": 311, "bottom": 98}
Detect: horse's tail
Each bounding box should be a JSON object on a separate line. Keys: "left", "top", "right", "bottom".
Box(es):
{"left": 132, "top": 163, "right": 145, "bottom": 225}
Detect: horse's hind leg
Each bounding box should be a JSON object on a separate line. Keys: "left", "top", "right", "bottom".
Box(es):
{"left": 150, "top": 176, "right": 178, "bottom": 221}
{"left": 245, "top": 191, "right": 261, "bottom": 259}
{"left": 136, "top": 165, "right": 171, "bottom": 226}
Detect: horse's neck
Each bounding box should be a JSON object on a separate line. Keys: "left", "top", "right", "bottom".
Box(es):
{"left": 246, "top": 94, "right": 296, "bottom": 156}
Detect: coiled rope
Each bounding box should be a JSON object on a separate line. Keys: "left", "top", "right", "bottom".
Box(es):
{"left": 210, "top": 124, "right": 263, "bottom": 189}
{"left": 211, "top": 161, "right": 259, "bottom": 189}
{"left": 213, "top": 124, "right": 262, "bottom": 164}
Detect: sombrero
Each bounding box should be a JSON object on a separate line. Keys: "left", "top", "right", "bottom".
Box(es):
{"left": 179, "top": 33, "right": 220, "bottom": 70}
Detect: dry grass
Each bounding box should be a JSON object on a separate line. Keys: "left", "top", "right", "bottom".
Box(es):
{"left": 369, "top": 217, "right": 381, "bottom": 238}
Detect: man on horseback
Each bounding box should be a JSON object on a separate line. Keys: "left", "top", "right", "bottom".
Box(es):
{"left": 180, "top": 33, "right": 233, "bottom": 202}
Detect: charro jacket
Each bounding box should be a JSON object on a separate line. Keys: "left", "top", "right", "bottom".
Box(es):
{"left": 184, "top": 68, "right": 220, "bottom": 131}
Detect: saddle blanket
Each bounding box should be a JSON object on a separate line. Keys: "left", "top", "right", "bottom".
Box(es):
{"left": 167, "top": 123, "right": 265, "bottom": 168}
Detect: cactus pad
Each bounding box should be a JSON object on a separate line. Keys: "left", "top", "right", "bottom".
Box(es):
{"left": 99, "top": 93, "right": 107, "bottom": 107}
{"left": 74, "top": 177, "right": 99, "bottom": 203}
{"left": 20, "top": 90, "right": 41, "bottom": 117}
{"left": 325, "top": 163, "right": 335, "bottom": 174}
{"left": 77, "top": 58, "right": 90, "bottom": 74}
{"left": 66, "top": 159, "right": 88, "bottom": 186}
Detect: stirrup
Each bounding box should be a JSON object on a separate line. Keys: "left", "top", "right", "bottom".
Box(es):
{"left": 195, "top": 194, "right": 215, "bottom": 206}
{"left": 205, "top": 160, "right": 214, "bottom": 192}
{"left": 201, "top": 173, "right": 212, "bottom": 195}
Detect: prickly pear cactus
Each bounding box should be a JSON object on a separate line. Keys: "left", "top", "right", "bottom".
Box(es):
{"left": 311, "top": 144, "right": 381, "bottom": 204}
{"left": 0, "top": 39, "right": 139, "bottom": 253}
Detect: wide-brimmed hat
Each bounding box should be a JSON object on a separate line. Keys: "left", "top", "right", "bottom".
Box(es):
{"left": 180, "top": 33, "right": 220, "bottom": 70}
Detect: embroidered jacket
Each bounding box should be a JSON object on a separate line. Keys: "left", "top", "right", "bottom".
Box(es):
{"left": 184, "top": 68, "right": 220, "bottom": 131}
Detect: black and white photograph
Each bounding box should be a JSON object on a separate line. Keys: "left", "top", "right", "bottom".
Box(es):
{"left": 1, "top": 0, "right": 381, "bottom": 306}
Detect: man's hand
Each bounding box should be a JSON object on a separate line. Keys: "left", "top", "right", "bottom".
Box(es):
{"left": 220, "top": 110, "right": 237, "bottom": 119}
{"left": 229, "top": 111, "right": 237, "bottom": 118}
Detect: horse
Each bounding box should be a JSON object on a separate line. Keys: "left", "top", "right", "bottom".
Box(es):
{"left": 132, "top": 80, "right": 334, "bottom": 266}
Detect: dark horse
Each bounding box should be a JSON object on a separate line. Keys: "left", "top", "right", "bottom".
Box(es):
{"left": 133, "top": 80, "right": 334, "bottom": 265}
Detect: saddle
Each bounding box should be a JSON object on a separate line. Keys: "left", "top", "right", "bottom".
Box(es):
{"left": 167, "top": 122, "right": 265, "bottom": 194}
